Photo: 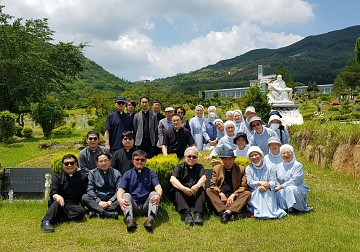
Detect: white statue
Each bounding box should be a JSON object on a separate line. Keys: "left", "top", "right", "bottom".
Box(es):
{"left": 44, "top": 173, "right": 52, "bottom": 200}
{"left": 267, "top": 75, "right": 293, "bottom": 104}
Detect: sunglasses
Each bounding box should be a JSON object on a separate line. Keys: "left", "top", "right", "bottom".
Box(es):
{"left": 252, "top": 123, "right": 261, "bottom": 128}
{"left": 186, "top": 155, "right": 198, "bottom": 159}
{"left": 123, "top": 137, "right": 133, "bottom": 141}
{"left": 133, "top": 158, "right": 146, "bottom": 162}
{"left": 117, "top": 102, "right": 126, "bottom": 105}
{"left": 63, "top": 162, "right": 75, "bottom": 166}
{"left": 88, "top": 137, "right": 98, "bottom": 141}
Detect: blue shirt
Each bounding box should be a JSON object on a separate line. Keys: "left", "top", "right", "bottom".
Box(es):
{"left": 119, "top": 167, "right": 160, "bottom": 204}
{"left": 105, "top": 111, "right": 133, "bottom": 151}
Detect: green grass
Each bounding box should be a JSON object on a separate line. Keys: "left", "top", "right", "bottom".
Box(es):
{"left": 1, "top": 156, "right": 360, "bottom": 252}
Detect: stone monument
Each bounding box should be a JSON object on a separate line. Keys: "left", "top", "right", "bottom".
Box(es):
{"left": 267, "top": 75, "right": 303, "bottom": 126}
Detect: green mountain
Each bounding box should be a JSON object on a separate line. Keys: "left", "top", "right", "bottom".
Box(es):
{"left": 147, "top": 25, "right": 360, "bottom": 94}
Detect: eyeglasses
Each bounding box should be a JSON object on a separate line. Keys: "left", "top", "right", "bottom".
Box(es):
{"left": 177, "top": 111, "right": 184, "bottom": 114}
{"left": 133, "top": 158, "right": 146, "bottom": 162}
{"left": 88, "top": 137, "right": 98, "bottom": 141}
{"left": 63, "top": 162, "right": 75, "bottom": 166}
{"left": 252, "top": 123, "right": 261, "bottom": 128}
{"left": 186, "top": 155, "right": 198, "bottom": 159}
{"left": 98, "top": 159, "right": 109, "bottom": 163}
{"left": 123, "top": 138, "right": 133, "bottom": 141}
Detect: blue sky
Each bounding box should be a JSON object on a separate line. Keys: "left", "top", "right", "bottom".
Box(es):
{"left": 1, "top": 0, "right": 359, "bottom": 81}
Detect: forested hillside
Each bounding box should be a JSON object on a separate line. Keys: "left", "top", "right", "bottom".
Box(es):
{"left": 138, "top": 25, "right": 360, "bottom": 95}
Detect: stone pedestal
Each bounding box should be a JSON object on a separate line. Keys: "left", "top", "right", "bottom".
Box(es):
{"left": 271, "top": 104, "right": 303, "bottom": 126}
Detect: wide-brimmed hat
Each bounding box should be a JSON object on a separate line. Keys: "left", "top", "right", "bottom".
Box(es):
{"left": 233, "top": 132, "right": 248, "bottom": 144}
{"left": 267, "top": 136, "right": 281, "bottom": 145}
{"left": 219, "top": 149, "right": 235, "bottom": 158}
{"left": 248, "top": 116, "right": 263, "bottom": 127}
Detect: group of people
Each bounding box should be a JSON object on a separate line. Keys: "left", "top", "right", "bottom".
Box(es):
{"left": 40, "top": 95, "right": 312, "bottom": 233}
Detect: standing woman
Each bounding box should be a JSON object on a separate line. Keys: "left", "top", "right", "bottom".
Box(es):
{"left": 189, "top": 105, "right": 205, "bottom": 150}
{"left": 233, "top": 109, "right": 245, "bottom": 134}
{"left": 245, "top": 146, "right": 287, "bottom": 219}
{"left": 275, "top": 144, "right": 312, "bottom": 213}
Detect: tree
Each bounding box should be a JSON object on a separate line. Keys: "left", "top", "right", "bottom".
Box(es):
{"left": 355, "top": 37, "right": 360, "bottom": 64}
{"left": 31, "top": 98, "right": 64, "bottom": 138}
{"left": 0, "top": 6, "right": 85, "bottom": 125}
{"left": 307, "top": 81, "right": 319, "bottom": 92}
{"left": 240, "top": 84, "right": 272, "bottom": 121}
{"left": 342, "top": 59, "right": 360, "bottom": 98}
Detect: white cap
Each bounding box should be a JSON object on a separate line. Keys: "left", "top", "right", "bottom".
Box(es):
{"left": 165, "top": 107, "right": 175, "bottom": 112}
{"left": 268, "top": 114, "right": 282, "bottom": 124}
{"left": 245, "top": 106, "right": 256, "bottom": 115}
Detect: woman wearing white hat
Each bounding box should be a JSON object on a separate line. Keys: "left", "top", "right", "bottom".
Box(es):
{"left": 268, "top": 113, "right": 290, "bottom": 145}
{"left": 245, "top": 146, "right": 287, "bottom": 219}
{"left": 275, "top": 144, "right": 312, "bottom": 213}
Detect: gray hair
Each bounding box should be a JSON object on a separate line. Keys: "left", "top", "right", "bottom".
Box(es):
{"left": 184, "top": 146, "right": 199, "bottom": 157}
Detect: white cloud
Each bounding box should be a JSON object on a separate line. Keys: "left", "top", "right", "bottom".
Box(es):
{"left": 1, "top": 0, "right": 313, "bottom": 81}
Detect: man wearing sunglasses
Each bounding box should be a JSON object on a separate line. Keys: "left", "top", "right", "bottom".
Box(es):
{"left": 78, "top": 130, "right": 106, "bottom": 175}
{"left": 105, "top": 96, "right": 134, "bottom": 153}
{"left": 117, "top": 150, "right": 163, "bottom": 232}
{"left": 40, "top": 154, "right": 88, "bottom": 233}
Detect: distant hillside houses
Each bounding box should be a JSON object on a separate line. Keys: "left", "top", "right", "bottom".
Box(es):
{"left": 198, "top": 65, "right": 333, "bottom": 99}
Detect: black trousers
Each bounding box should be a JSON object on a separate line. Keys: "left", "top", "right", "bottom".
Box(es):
{"left": 136, "top": 139, "right": 154, "bottom": 158}
{"left": 43, "top": 200, "right": 86, "bottom": 223}
{"left": 81, "top": 194, "right": 120, "bottom": 215}
{"left": 174, "top": 187, "right": 205, "bottom": 214}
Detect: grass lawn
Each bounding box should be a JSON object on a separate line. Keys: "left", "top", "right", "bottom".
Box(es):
{"left": 1, "top": 156, "right": 360, "bottom": 252}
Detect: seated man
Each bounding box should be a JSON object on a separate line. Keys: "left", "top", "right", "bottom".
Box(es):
{"left": 117, "top": 150, "right": 163, "bottom": 232}
{"left": 170, "top": 147, "right": 206, "bottom": 226}
{"left": 82, "top": 153, "right": 122, "bottom": 219}
{"left": 206, "top": 150, "right": 251, "bottom": 223}
{"left": 40, "top": 154, "right": 88, "bottom": 233}
{"left": 78, "top": 130, "right": 106, "bottom": 175}
{"left": 111, "top": 131, "right": 136, "bottom": 175}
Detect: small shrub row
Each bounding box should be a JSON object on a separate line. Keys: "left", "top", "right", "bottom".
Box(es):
{"left": 52, "top": 126, "right": 73, "bottom": 136}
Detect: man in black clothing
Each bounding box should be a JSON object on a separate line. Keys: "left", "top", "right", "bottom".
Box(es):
{"left": 105, "top": 96, "right": 133, "bottom": 153}
{"left": 162, "top": 114, "right": 195, "bottom": 159}
{"left": 111, "top": 131, "right": 136, "bottom": 175}
{"left": 40, "top": 154, "right": 88, "bottom": 233}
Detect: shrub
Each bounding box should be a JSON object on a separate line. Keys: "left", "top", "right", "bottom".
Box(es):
{"left": 328, "top": 107, "right": 339, "bottom": 111}
{"left": 92, "top": 116, "right": 107, "bottom": 135}
{"left": 22, "top": 128, "right": 33, "bottom": 139}
{"left": 50, "top": 155, "right": 64, "bottom": 174}
{"left": 70, "top": 121, "right": 76, "bottom": 128}
{"left": 15, "top": 125, "right": 23, "bottom": 137}
{"left": 146, "top": 154, "right": 180, "bottom": 199}
{"left": 234, "top": 156, "right": 250, "bottom": 168}
{"left": 52, "top": 126, "right": 73, "bottom": 136}
{"left": 0, "top": 110, "right": 17, "bottom": 143}
{"left": 87, "top": 119, "right": 95, "bottom": 126}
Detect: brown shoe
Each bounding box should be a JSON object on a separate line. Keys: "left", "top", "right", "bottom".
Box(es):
{"left": 126, "top": 218, "right": 137, "bottom": 232}
{"left": 143, "top": 218, "right": 154, "bottom": 232}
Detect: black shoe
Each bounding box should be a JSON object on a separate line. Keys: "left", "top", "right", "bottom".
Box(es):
{"left": 40, "top": 220, "right": 54, "bottom": 233}
{"left": 106, "top": 211, "right": 119, "bottom": 220}
{"left": 143, "top": 218, "right": 154, "bottom": 232}
{"left": 126, "top": 218, "right": 137, "bottom": 232}
{"left": 219, "top": 211, "right": 230, "bottom": 224}
{"left": 184, "top": 212, "right": 194, "bottom": 225}
{"left": 193, "top": 212, "right": 203, "bottom": 226}
{"left": 229, "top": 213, "right": 238, "bottom": 221}
{"left": 88, "top": 211, "right": 97, "bottom": 218}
